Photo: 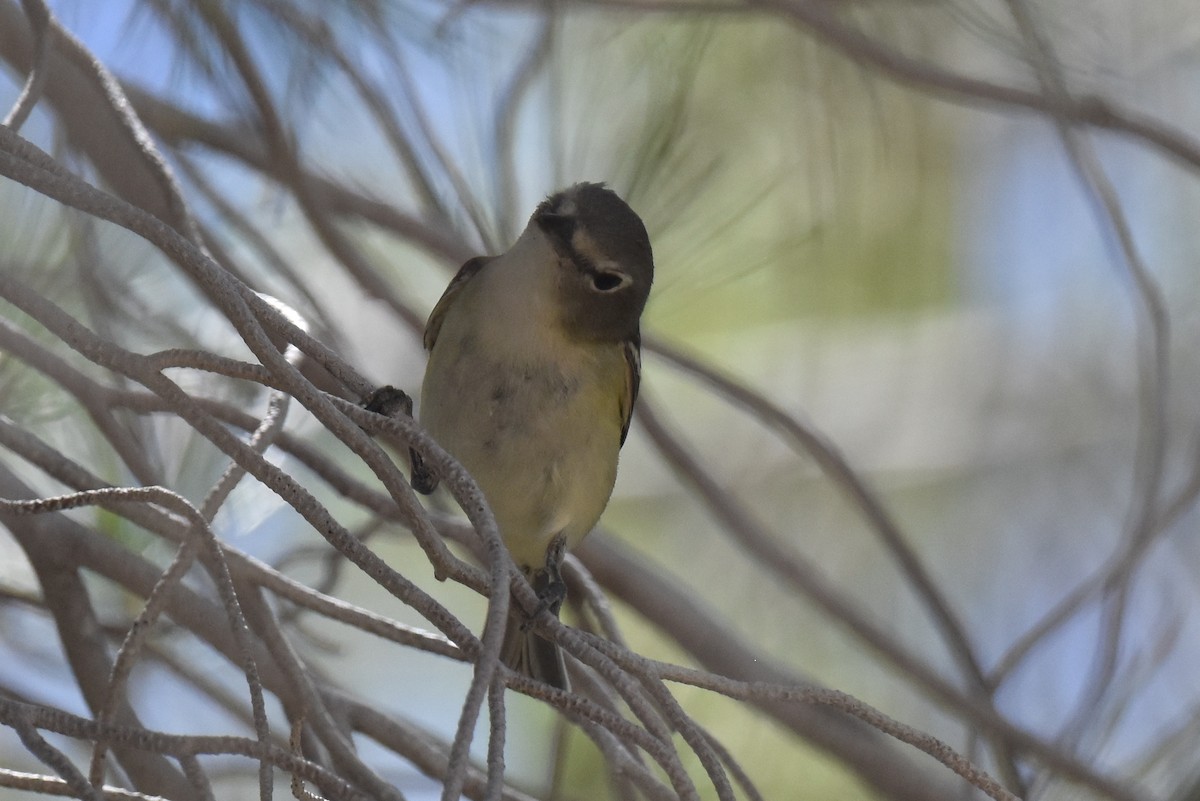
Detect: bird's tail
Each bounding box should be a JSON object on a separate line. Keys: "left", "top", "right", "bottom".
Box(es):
{"left": 500, "top": 611, "right": 569, "bottom": 691}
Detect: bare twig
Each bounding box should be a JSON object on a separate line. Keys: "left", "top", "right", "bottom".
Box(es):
{"left": 3, "top": 0, "right": 51, "bottom": 130}
{"left": 4, "top": 485, "right": 271, "bottom": 801}
{"left": 1000, "top": 0, "right": 1171, "bottom": 757}
{"left": 0, "top": 697, "right": 365, "bottom": 801}
{"left": 0, "top": 3, "right": 1189, "bottom": 800}
{"left": 9, "top": 707, "right": 104, "bottom": 801}
{"left": 646, "top": 336, "right": 988, "bottom": 690}
{"left": 0, "top": 768, "right": 168, "bottom": 801}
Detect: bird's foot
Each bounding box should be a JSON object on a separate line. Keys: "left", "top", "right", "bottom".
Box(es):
{"left": 522, "top": 534, "right": 568, "bottom": 627}
{"left": 362, "top": 385, "right": 438, "bottom": 495}
{"left": 362, "top": 385, "right": 413, "bottom": 418}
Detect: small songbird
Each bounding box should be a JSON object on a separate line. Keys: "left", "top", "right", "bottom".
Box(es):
{"left": 415, "top": 183, "right": 653, "bottom": 689}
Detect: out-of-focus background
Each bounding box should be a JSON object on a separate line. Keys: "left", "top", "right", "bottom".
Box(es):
{"left": 2, "top": 1, "right": 1199, "bottom": 800}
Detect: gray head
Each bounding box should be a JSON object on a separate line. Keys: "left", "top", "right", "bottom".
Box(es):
{"left": 532, "top": 182, "right": 654, "bottom": 343}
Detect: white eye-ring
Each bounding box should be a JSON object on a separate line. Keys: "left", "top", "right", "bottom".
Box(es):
{"left": 591, "top": 270, "right": 631, "bottom": 293}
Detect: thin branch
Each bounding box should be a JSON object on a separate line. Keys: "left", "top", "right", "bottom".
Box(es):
{"left": 178, "top": 756, "right": 216, "bottom": 801}
{"left": 646, "top": 336, "right": 989, "bottom": 692}
{"left": 580, "top": 532, "right": 1142, "bottom": 801}
{"left": 0, "top": 768, "right": 168, "bottom": 801}
{"left": 1000, "top": 0, "right": 1171, "bottom": 752}
{"left": 3, "top": 0, "right": 51, "bottom": 131}
{"left": 0, "top": 136, "right": 484, "bottom": 636}
{"left": 4, "top": 485, "right": 271, "bottom": 801}
{"left": 484, "top": 674, "right": 507, "bottom": 801}
{"left": 491, "top": 12, "right": 555, "bottom": 240}
{"left": 518, "top": 0, "right": 1200, "bottom": 174}
{"left": 236, "top": 583, "right": 403, "bottom": 801}
{"left": 10, "top": 707, "right": 104, "bottom": 801}
{"left": 0, "top": 697, "right": 366, "bottom": 801}
{"left": 0, "top": 317, "right": 161, "bottom": 485}
{"left": 0, "top": 489, "right": 199, "bottom": 799}
{"left": 635, "top": 400, "right": 981, "bottom": 733}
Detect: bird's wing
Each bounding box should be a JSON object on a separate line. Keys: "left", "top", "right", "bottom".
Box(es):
{"left": 619, "top": 330, "right": 641, "bottom": 447}
{"left": 423, "top": 255, "right": 493, "bottom": 351}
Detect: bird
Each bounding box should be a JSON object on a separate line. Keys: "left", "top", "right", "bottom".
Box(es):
{"left": 414, "top": 182, "right": 653, "bottom": 689}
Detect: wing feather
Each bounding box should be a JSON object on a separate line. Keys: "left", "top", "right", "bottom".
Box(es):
{"left": 424, "top": 256, "right": 493, "bottom": 351}
{"left": 619, "top": 331, "right": 641, "bottom": 447}
{"left": 412, "top": 255, "right": 493, "bottom": 494}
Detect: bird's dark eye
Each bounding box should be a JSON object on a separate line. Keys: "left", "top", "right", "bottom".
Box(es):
{"left": 591, "top": 271, "right": 629, "bottom": 292}
{"left": 538, "top": 212, "right": 576, "bottom": 241}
